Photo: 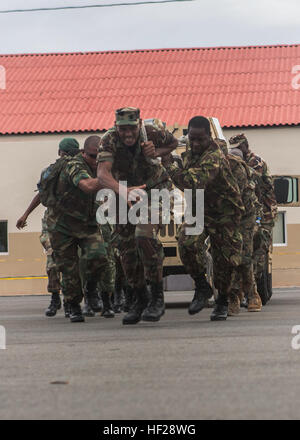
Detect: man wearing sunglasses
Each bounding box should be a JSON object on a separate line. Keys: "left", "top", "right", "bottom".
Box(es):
{"left": 47, "top": 135, "right": 110, "bottom": 323}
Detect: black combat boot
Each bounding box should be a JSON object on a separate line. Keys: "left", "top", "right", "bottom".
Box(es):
{"left": 123, "top": 285, "right": 134, "bottom": 312}
{"left": 82, "top": 297, "right": 95, "bottom": 317}
{"left": 63, "top": 300, "right": 71, "bottom": 318}
{"left": 85, "top": 281, "right": 103, "bottom": 312}
{"left": 256, "top": 273, "right": 269, "bottom": 306}
{"left": 113, "top": 286, "right": 124, "bottom": 313}
{"left": 141, "top": 281, "right": 165, "bottom": 322}
{"left": 45, "top": 292, "right": 61, "bottom": 317}
{"left": 188, "top": 274, "right": 213, "bottom": 315}
{"left": 101, "top": 292, "right": 115, "bottom": 318}
{"left": 122, "top": 286, "right": 149, "bottom": 325}
{"left": 210, "top": 296, "right": 228, "bottom": 321}
{"left": 69, "top": 302, "right": 85, "bottom": 323}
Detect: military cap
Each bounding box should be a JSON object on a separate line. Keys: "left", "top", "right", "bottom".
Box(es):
{"left": 115, "top": 107, "right": 140, "bottom": 126}
{"left": 59, "top": 138, "right": 80, "bottom": 153}
{"left": 228, "top": 133, "right": 249, "bottom": 149}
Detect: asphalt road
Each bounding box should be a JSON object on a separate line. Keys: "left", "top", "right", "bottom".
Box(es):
{"left": 1, "top": 288, "right": 300, "bottom": 420}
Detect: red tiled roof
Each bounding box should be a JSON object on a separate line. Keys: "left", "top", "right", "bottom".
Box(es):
{"left": 0, "top": 44, "right": 300, "bottom": 134}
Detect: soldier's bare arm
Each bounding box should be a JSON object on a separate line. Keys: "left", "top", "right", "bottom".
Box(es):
{"left": 78, "top": 178, "right": 103, "bottom": 194}
{"left": 97, "top": 161, "right": 146, "bottom": 203}
{"left": 16, "top": 193, "right": 41, "bottom": 229}
{"left": 97, "top": 161, "right": 123, "bottom": 194}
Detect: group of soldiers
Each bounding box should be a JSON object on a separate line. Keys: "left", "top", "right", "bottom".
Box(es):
{"left": 16, "top": 107, "right": 277, "bottom": 323}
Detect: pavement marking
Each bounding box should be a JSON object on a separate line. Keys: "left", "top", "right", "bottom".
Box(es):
{"left": 0, "top": 276, "right": 47, "bottom": 281}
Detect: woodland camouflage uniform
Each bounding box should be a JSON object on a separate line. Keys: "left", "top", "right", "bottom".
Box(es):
{"left": 165, "top": 138, "right": 244, "bottom": 305}
{"left": 97, "top": 117, "right": 175, "bottom": 289}
{"left": 97, "top": 107, "right": 178, "bottom": 324}
{"left": 221, "top": 143, "right": 263, "bottom": 312}
{"left": 39, "top": 209, "right": 61, "bottom": 294}
{"left": 229, "top": 134, "right": 278, "bottom": 278}
{"left": 47, "top": 154, "right": 108, "bottom": 306}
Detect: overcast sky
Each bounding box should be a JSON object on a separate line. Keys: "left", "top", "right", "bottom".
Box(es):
{"left": 0, "top": 0, "right": 299, "bottom": 54}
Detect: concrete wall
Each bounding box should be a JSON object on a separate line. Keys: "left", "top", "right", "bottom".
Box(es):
{"left": 0, "top": 132, "right": 99, "bottom": 294}
{"left": 1, "top": 126, "right": 300, "bottom": 294}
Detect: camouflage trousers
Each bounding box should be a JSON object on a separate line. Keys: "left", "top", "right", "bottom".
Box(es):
{"left": 114, "top": 248, "right": 127, "bottom": 292}
{"left": 113, "top": 223, "right": 164, "bottom": 288}
{"left": 230, "top": 217, "right": 257, "bottom": 300}
{"left": 178, "top": 221, "right": 242, "bottom": 302}
{"left": 253, "top": 222, "right": 273, "bottom": 277}
{"left": 39, "top": 229, "right": 61, "bottom": 294}
{"left": 111, "top": 194, "right": 170, "bottom": 288}
{"left": 99, "top": 224, "right": 116, "bottom": 294}
{"left": 49, "top": 226, "right": 108, "bottom": 304}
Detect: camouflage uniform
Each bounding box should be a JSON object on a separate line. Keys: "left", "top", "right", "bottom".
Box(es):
{"left": 165, "top": 139, "right": 244, "bottom": 304}
{"left": 229, "top": 134, "right": 278, "bottom": 277}
{"left": 99, "top": 223, "right": 116, "bottom": 295}
{"left": 246, "top": 151, "right": 277, "bottom": 276}
{"left": 225, "top": 151, "right": 262, "bottom": 305}
{"left": 97, "top": 124, "right": 175, "bottom": 289}
{"left": 47, "top": 154, "right": 108, "bottom": 305}
{"left": 39, "top": 209, "right": 61, "bottom": 294}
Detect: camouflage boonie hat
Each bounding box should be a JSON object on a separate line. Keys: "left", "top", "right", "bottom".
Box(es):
{"left": 115, "top": 107, "right": 140, "bottom": 126}
{"left": 228, "top": 133, "right": 249, "bottom": 149}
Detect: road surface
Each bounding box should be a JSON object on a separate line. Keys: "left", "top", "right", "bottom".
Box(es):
{"left": 0, "top": 288, "right": 300, "bottom": 420}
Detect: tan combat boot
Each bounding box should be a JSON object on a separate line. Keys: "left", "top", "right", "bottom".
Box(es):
{"left": 248, "top": 290, "right": 262, "bottom": 312}
{"left": 228, "top": 294, "right": 240, "bottom": 316}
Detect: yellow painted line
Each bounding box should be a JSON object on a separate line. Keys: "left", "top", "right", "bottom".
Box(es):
{"left": 16, "top": 259, "right": 24, "bottom": 262}
{"left": 273, "top": 252, "right": 300, "bottom": 256}
{"left": 0, "top": 276, "right": 47, "bottom": 281}
{"left": 0, "top": 259, "right": 6, "bottom": 262}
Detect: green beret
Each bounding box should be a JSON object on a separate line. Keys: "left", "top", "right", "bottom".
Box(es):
{"left": 59, "top": 138, "right": 80, "bottom": 153}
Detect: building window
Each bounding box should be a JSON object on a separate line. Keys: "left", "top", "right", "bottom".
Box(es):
{"left": 286, "top": 177, "right": 298, "bottom": 203}
{"left": 273, "top": 176, "right": 299, "bottom": 205}
{"left": 0, "top": 221, "right": 8, "bottom": 253}
{"left": 273, "top": 212, "right": 287, "bottom": 246}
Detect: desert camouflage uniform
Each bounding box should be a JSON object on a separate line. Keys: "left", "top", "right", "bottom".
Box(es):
{"left": 47, "top": 154, "right": 108, "bottom": 304}
{"left": 97, "top": 124, "right": 176, "bottom": 288}
{"left": 166, "top": 139, "right": 244, "bottom": 303}
{"left": 39, "top": 209, "right": 61, "bottom": 294}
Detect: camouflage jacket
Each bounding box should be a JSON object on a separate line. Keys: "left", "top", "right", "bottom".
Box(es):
{"left": 227, "top": 154, "right": 262, "bottom": 221}
{"left": 49, "top": 154, "right": 98, "bottom": 230}
{"left": 97, "top": 125, "right": 176, "bottom": 192}
{"left": 165, "top": 140, "right": 245, "bottom": 226}
{"left": 244, "top": 150, "right": 278, "bottom": 225}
